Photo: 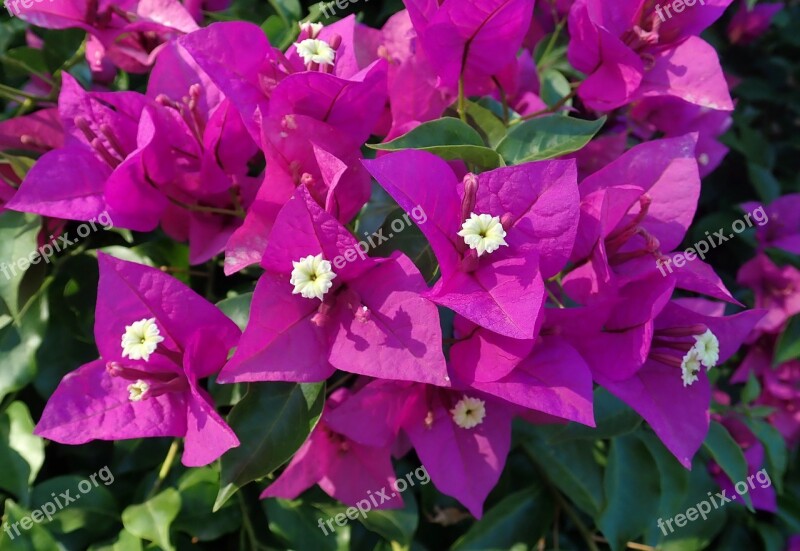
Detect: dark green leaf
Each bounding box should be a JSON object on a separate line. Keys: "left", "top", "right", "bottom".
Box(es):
{"left": 174, "top": 468, "right": 241, "bottom": 541}
{"left": 452, "top": 484, "right": 553, "bottom": 550}
{"left": 599, "top": 434, "right": 660, "bottom": 550}
{"left": 370, "top": 117, "right": 503, "bottom": 168}
{"left": 702, "top": 421, "right": 753, "bottom": 510}
{"left": 216, "top": 382, "right": 325, "bottom": 510}
{"left": 496, "top": 115, "right": 605, "bottom": 164}
{"left": 548, "top": 388, "right": 642, "bottom": 442}
{"left": 0, "top": 211, "right": 40, "bottom": 317}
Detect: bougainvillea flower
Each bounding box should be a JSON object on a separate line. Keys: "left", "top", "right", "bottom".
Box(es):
{"left": 594, "top": 299, "right": 764, "bottom": 467}
{"left": 737, "top": 253, "right": 800, "bottom": 334}
{"left": 629, "top": 96, "right": 733, "bottom": 176}
{"left": 565, "top": 134, "right": 738, "bottom": 306}
{"left": 263, "top": 388, "right": 403, "bottom": 507}
{"left": 8, "top": 47, "right": 261, "bottom": 264}
{"left": 365, "top": 150, "right": 578, "bottom": 339}
{"left": 567, "top": 0, "right": 734, "bottom": 111}
{"left": 219, "top": 185, "right": 448, "bottom": 386}
{"left": 741, "top": 194, "right": 800, "bottom": 255}
{"left": 380, "top": 10, "right": 455, "bottom": 139}
{"left": 449, "top": 316, "right": 595, "bottom": 425}
{"left": 17, "top": 0, "right": 198, "bottom": 73}
{"left": 404, "top": 0, "right": 534, "bottom": 91}
{"left": 727, "top": 0, "right": 782, "bottom": 44}
{"left": 326, "top": 379, "right": 514, "bottom": 517}
{"left": 35, "top": 254, "right": 240, "bottom": 467}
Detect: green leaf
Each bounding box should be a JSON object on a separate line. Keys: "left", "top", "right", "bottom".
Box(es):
{"left": 87, "top": 529, "right": 142, "bottom": 551}
{"left": 30, "top": 475, "right": 119, "bottom": 547}
{"left": 0, "top": 211, "right": 40, "bottom": 317}
{"left": 267, "top": 0, "right": 301, "bottom": 24}
{"left": 370, "top": 117, "right": 503, "bottom": 169}
{"left": 0, "top": 290, "right": 48, "bottom": 402}
{"left": 0, "top": 499, "right": 60, "bottom": 551}
{"left": 215, "top": 382, "right": 325, "bottom": 510}
{"left": 740, "top": 417, "right": 787, "bottom": 492}
{"left": 264, "top": 499, "right": 338, "bottom": 551}
{"left": 0, "top": 152, "right": 36, "bottom": 181}
{"left": 774, "top": 315, "right": 800, "bottom": 365}
{"left": 121, "top": 489, "right": 181, "bottom": 551}
{"left": 497, "top": 115, "right": 605, "bottom": 164}
{"left": 452, "top": 484, "right": 553, "bottom": 550}
{"left": 463, "top": 101, "right": 508, "bottom": 148}
{"left": 740, "top": 371, "right": 762, "bottom": 404}
{"left": 174, "top": 468, "right": 241, "bottom": 541}
{"left": 548, "top": 387, "right": 641, "bottom": 442}
{"left": 2, "top": 47, "right": 48, "bottom": 79}
{"left": 216, "top": 293, "right": 254, "bottom": 332}
{"left": 519, "top": 425, "right": 604, "bottom": 517}
{"left": 702, "top": 421, "right": 753, "bottom": 510}
{"left": 637, "top": 432, "right": 691, "bottom": 543}
{"left": 539, "top": 68, "right": 572, "bottom": 109}
{"left": 599, "top": 434, "right": 661, "bottom": 550}
{"left": 357, "top": 489, "right": 418, "bottom": 545}
{"left": 0, "top": 402, "right": 44, "bottom": 502}
{"left": 655, "top": 456, "right": 729, "bottom": 550}
{"left": 747, "top": 163, "right": 781, "bottom": 203}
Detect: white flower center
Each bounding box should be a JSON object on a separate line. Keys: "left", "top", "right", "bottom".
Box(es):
{"left": 127, "top": 380, "right": 150, "bottom": 402}
{"left": 698, "top": 153, "right": 710, "bottom": 166}
{"left": 692, "top": 329, "right": 720, "bottom": 370}
{"left": 290, "top": 254, "right": 337, "bottom": 300}
{"left": 681, "top": 349, "right": 702, "bottom": 387}
{"left": 295, "top": 38, "right": 335, "bottom": 66}
{"left": 121, "top": 318, "right": 165, "bottom": 362}
{"left": 450, "top": 396, "right": 486, "bottom": 429}
{"left": 457, "top": 213, "right": 508, "bottom": 257}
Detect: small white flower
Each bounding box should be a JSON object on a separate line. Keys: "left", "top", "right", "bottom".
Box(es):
{"left": 681, "top": 349, "right": 703, "bottom": 387}
{"left": 457, "top": 213, "right": 508, "bottom": 256}
{"left": 450, "top": 396, "right": 486, "bottom": 429}
{"left": 299, "top": 21, "right": 323, "bottom": 37}
{"left": 295, "top": 38, "right": 335, "bottom": 66}
{"left": 290, "top": 254, "right": 337, "bottom": 300}
{"left": 692, "top": 329, "right": 720, "bottom": 370}
{"left": 127, "top": 380, "right": 150, "bottom": 402}
{"left": 121, "top": 318, "right": 165, "bottom": 362}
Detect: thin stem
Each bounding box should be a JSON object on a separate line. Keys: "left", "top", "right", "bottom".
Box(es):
{"left": 326, "top": 373, "right": 353, "bottom": 395}
{"left": 0, "top": 83, "right": 50, "bottom": 102}
{"left": 515, "top": 90, "right": 577, "bottom": 122}
{"left": 546, "top": 286, "right": 565, "bottom": 309}
{"left": 0, "top": 55, "right": 55, "bottom": 86}
{"left": 457, "top": 76, "right": 467, "bottom": 123}
{"left": 540, "top": 19, "right": 566, "bottom": 66}
{"left": 552, "top": 490, "right": 600, "bottom": 551}
{"left": 492, "top": 77, "right": 510, "bottom": 125}
{"left": 148, "top": 439, "right": 180, "bottom": 498}
{"left": 165, "top": 194, "right": 246, "bottom": 218}
{"left": 238, "top": 492, "right": 259, "bottom": 551}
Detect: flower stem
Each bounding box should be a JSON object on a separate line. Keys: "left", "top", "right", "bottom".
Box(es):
{"left": 148, "top": 439, "right": 180, "bottom": 498}
{"left": 457, "top": 75, "right": 467, "bottom": 123}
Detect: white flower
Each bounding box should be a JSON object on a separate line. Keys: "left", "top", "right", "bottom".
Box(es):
{"left": 681, "top": 349, "right": 703, "bottom": 387}
{"left": 121, "top": 318, "right": 165, "bottom": 362}
{"left": 127, "top": 380, "right": 150, "bottom": 402}
{"left": 295, "top": 38, "right": 335, "bottom": 66}
{"left": 450, "top": 396, "right": 486, "bottom": 429}
{"left": 290, "top": 254, "right": 337, "bottom": 300}
{"left": 457, "top": 213, "right": 508, "bottom": 256}
{"left": 299, "top": 21, "right": 323, "bottom": 37}
{"left": 692, "top": 329, "right": 720, "bottom": 370}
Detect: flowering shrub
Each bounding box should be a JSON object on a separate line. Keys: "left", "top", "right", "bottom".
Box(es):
{"left": 0, "top": 0, "right": 797, "bottom": 549}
